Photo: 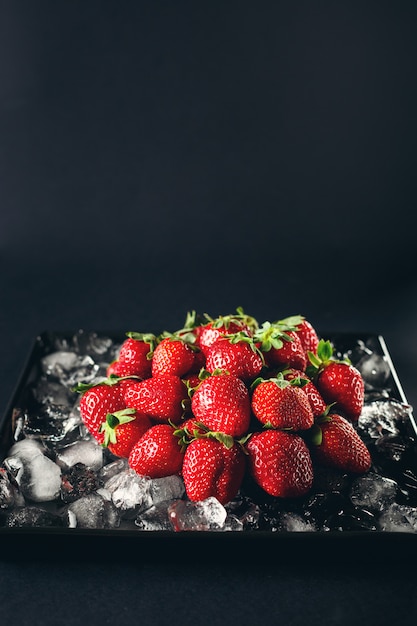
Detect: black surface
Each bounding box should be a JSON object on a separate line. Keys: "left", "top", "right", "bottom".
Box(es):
{"left": 1, "top": 2, "right": 417, "bottom": 625}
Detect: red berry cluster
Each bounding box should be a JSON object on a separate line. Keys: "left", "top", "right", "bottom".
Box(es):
{"left": 75, "top": 309, "right": 371, "bottom": 505}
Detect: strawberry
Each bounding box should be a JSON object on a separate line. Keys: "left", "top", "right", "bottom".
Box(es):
{"left": 182, "top": 437, "right": 246, "bottom": 505}
{"left": 246, "top": 429, "right": 314, "bottom": 498}
{"left": 307, "top": 339, "right": 364, "bottom": 422}
{"left": 196, "top": 307, "right": 258, "bottom": 356}
{"left": 308, "top": 412, "right": 371, "bottom": 473}
{"left": 205, "top": 334, "right": 264, "bottom": 382}
{"left": 100, "top": 408, "right": 152, "bottom": 458}
{"left": 151, "top": 336, "right": 198, "bottom": 378}
{"left": 254, "top": 321, "right": 307, "bottom": 371}
{"left": 293, "top": 317, "right": 320, "bottom": 356}
{"left": 128, "top": 423, "right": 185, "bottom": 478}
{"left": 190, "top": 372, "right": 251, "bottom": 437}
{"left": 251, "top": 375, "right": 314, "bottom": 431}
{"left": 108, "top": 332, "right": 156, "bottom": 378}
{"left": 282, "top": 368, "right": 327, "bottom": 417}
{"left": 77, "top": 380, "right": 126, "bottom": 444}
{"left": 123, "top": 374, "right": 188, "bottom": 424}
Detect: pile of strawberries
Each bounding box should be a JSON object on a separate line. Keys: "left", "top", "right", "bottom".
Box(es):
{"left": 75, "top": 309, "right": 371, "bottom": 506}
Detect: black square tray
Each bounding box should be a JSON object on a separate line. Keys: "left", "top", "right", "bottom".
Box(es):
{"left": 1, "top": 330, "right": 416, "bottom": 564}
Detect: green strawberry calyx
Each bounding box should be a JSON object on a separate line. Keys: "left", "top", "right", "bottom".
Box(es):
{"left": 204, "top": 307, "right": 259, "bottom": 334}
{"left": 72, "top": 374, "right": 142, "bottom": 394}
{"left": 250, "top": 372, "right": 307, "bottom": 392}
{"left": 173, "top": 420, "right": 248, "bottom": 451}
{"left": 305, "top": 405, "right": 335, "bottom": 446}
{"left": 253, "top": 321, "right": 296, "bottom": 353}
{"left": 99, "top": 408, "right": 137, "bottom": 447}
{"left": 125, "top": 332, "right": 158, "bottom": 360}
{"left": 306, "top": 339, "right": 351, "bottom": 380}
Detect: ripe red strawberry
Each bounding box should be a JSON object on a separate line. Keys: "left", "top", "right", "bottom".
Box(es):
{"left": 100, "top": 409, "right": 152, "bottom": 458}
{"left": 294, "top": 317, "right": 320, "bottom": 356}
{"left": 151, "top": 336, "right": 198, "bottom": 378}
{"left": 182, "top": 437, "right": 246, "bottom": 505}
{"left": 205, "top": 334, "right": 264, "bottom": 382}
{"left": 128, "top": 423, "right": 185, "bottom": 478}
{"left": 246, "top": 429, "right": 314, "bottom": 498}
{"left": 196, "top": 308, "right": 258, "bottom": 356}
{"left": 107, "top": 333, "right": 156, "bottom": 378}
{"left": 123, "top": 374, "right": 188, "bottom": 424}
{"left": 254, "top": 322, "right": 307, "bottom": 371}
{"left": 282, "top": 368, "right": 327, "bottom": 417}
{"left": 308, "top": 413, "right": 371, "bottom": 473}
{"left": 191, "top": 372, "right": 251, "bottom": 437}
{"left": 307, "top": 339, "right": 364, "bottom": 422}
{"left": 77, "top": 381, "right": 126, "bottom": 444}
{"left": 251, "top": 375, "right": 314, "bottom": 430}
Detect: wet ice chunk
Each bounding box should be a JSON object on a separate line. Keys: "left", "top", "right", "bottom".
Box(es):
{"left": 5, "top": 506, "right": 66, "bottom": 528}
{"left": 356, "top": 352, "right": 391, "bottom": 390}
{"left": 4, "top": 452, "right": 62, "bottom": 503}
{"left": 168, "top": 497, "right": 227, "bottom": 531}
{"left": 349, "top": 473, "right": 397, "bottom": 512}
{"left": 41, "top": 352, "right": 100, "bottom": 387}
{"left": 0, "top": 468, "right": 25, "bottom": 510}
{"left": 149, "top": 475, "right": 185, "bottom": 507}
{"left": 275, "top": 512, "right": 316, "bottom": 532}
{"left": 32, "top": 378, "right": 76, "bottom": 407}
{"left": 22, "top": 404, "right": 82, "bottom": 443}
{"left": 67, "top": 493, "right": 120, "bottom": 529}
{"left": 104, "top": 469, "right": 152, "bottom": 518}
{"left": 98, "top": 458, "right": 129, "bottom": 481}
{"left": 135, "top": 501, "right": 176, "bottom": 530}
{"left": 378, "top": 503, "right": 417, "bottom": 533}
{"left": 357, "top": 399, "right": 411, "bottom": 440}
{"left": 55, "top": 440, "right": 104, "bottom": 471}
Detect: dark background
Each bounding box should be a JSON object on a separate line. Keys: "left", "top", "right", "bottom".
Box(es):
{"left": 1, "top": 1, "right": 417, "bottom": 625}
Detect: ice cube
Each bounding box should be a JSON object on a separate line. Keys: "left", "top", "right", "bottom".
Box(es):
{"left": 98, "top": 458, "right": 129, "bottom": 481}
{"left": 41, "top": 352, "right": 100, "bottom": 387}
{"left": 104, "top": 469, "right": 152, "bottom": 518}
{"left": 378, "top": 503, "right": 417, "bottom": 533}
{"left": 221, "top": 515, "right": 244, "bottom": 531}
{"left": 357, "top": 398, "right": 410, "bottom": 441}
{"left": 135, "top": 501, "right": 177, "bottom": 530}
{"left": 349, "top": 473, "right": 398, "bottom": 512}
{"left": 32, "top": 378, "right": 76, "bottom": 407}
{"left": 22, "top": 404, "right": 82, "bottom": 443}
{"left": 5, "top": 505, "right": 66, "bottom": 528}
{"left": 149, "top": 475, "right": 185, "bottom": 507}
{"left": 67, "top": 493, "right": 120, "bottom": 529}
{"left": 168, "top": 497, "right": 227, "bottom": 531}
{"left": 6, "top": 438, "right": 45, "bottom": 463}
{"left": 12, "top": 454, "right": 62, "bottom": 503}
{"left": 275, "top": 512, "right": 316, "bottom": 532}
{"left": 55, "top": 440, "right": 104, "bottom": 471}
{"left": 0, "top": 468, "right": 24, "bottom": 510}
{"left": 356, "top": 352, "right": 391, "bottom": 390}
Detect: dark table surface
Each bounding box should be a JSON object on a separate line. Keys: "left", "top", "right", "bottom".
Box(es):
{"left": 1, "top": 2, "right": 417, "bottom": 625}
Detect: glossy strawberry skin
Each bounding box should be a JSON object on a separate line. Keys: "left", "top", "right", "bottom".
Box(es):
{"left": 182, "top": 438, "right": 246, "bottom": 505}
{"left": 251, "top": 380, "right": 314, "bottom": 430}
{"left": 123, "top": 375, "right": 188, "bottom": 424}
{"left": 283, "top": 368, "right": 327, "bottom": 417}
{"left": 316, "top": 361, "right": 364, "bottom": 422}
{"left": 310, "top": 413, "right": 371, "bottom": 473}
{"left": 128, "top": 424, "right": 184, "bottom": 478}
{"left": 205, "top": 338, "right": 263, "bottom": 382}
{"left": 262, "top": 331, "right": 307, "bottom": 371}
{"left": 190, "top": 373, "right": 251, "bottom": 437}
{"left": 151, "top": 338, "right": 196, "bottom": 378}
{"left": 197, "top": 320, "right": 253, "bottom": 356}
{"left": 295, "top": 319, "right": 320, "bottom": 356}
{"left": 246, "top": 430, "right": 314, "bottom": 498}
{"left": 79, "top": 384, "right": 126, "bottom": 444}
{"left": 109, "top": 337, "right": 153, "bottom": 378}
{"left": 106, "top": 413, "right": 152, "bottom": 458}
